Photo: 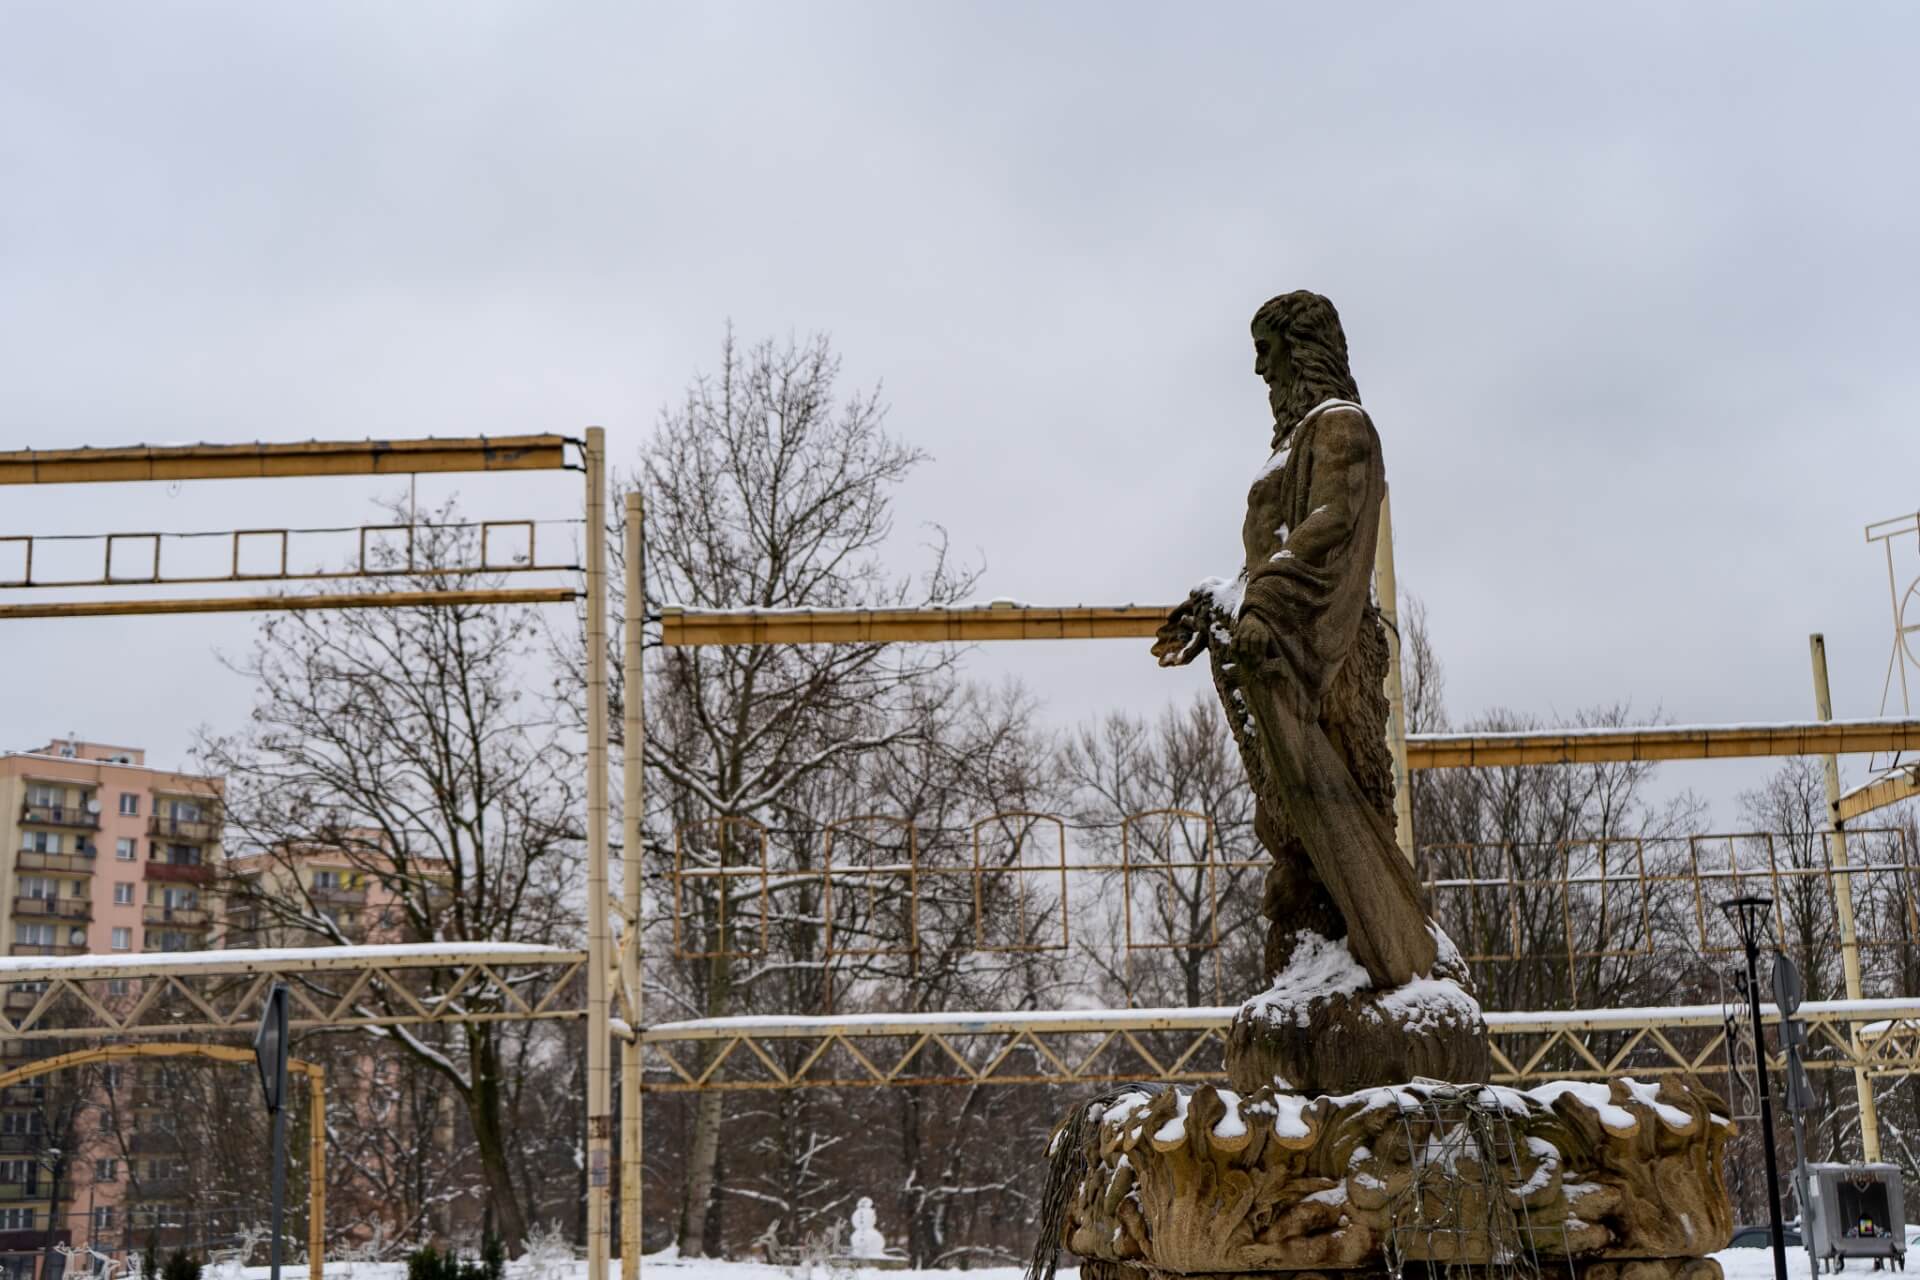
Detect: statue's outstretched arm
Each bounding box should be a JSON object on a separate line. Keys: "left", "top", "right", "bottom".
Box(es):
{"left": 1152, "top": 594, "right": 1208, "bottom": 667}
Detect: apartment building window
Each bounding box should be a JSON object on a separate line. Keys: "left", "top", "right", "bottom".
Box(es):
{"left": 21, "top": 830, "right": 60, "bottom": 854}
{"left": 107, "top": 979, "right": 130, "bottom": 997}
{"left": 165, "top": 799, "right": 202, "bottom": 822}
{"left": 94, "top": 1158, "right": 118, "bottom": 1182}
{"left": 0, "top": 1112, "right": 41, "bottom": 1135}
{"left": 93, "top": 1206, "right": 116, "bottom": 1230}
{"left": 0, "top": 1207, "right": 34, "bottom": 1230}
{"left": 119, "top": 792, "right": 139, "bottom": 816}
{"left": 26, "top": 784, "right": 61, "bottom": 808}
{"left": 111, "top": 926, "right": 131, "bottom": 951}
{"left": 0, "top": 1160, "right": 30, "bottom": 1185}
{"left": 14, "top": 923, "right": 56, "bottom": 947}
{"left": 116, "top": 837, "right": 136, "bottom": 861}
{"left": 314, "top": 869, "right": 341, "bottom": 890}
{"left": 114, "top": 882, "right": 134, "bottom": 905}
{"left": 17, "top": 876, "right": 56, "bottom": 901}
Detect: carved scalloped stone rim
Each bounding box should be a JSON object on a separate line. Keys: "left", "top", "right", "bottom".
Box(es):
{"left": 1057, "top": 1077, "right": 1733, "bottom": 1276}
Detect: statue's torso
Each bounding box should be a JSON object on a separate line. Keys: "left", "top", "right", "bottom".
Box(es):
{"left": 1241, "top": 443, "right": 1292, "bottom": 573}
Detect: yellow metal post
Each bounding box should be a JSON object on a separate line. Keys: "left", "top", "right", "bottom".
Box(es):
{"left": 620, "top": 491, "right": 646, "bottom": 1278}
{"left": 1812, "top": 633, "right": 1882, "bottom": 1160}
{"left": 309, "top": 1067, "right": 325, "bottom": 1280}
{"left": 585, "top": 428, "right": 613, "bottom": 1280}
{"left": 1374, "top": 488, "right": 1415, "bottom": 864}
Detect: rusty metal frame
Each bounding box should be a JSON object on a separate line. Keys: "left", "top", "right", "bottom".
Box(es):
{"left": 0, "top": 519, "right": 580, "bottom": 590}
{"left": 821, "top": 815, "right": 919, "bottom": 963}
{"left": 671, "top": 816, "right": 773, "bottom": 960}
{"left": 1121, "top": 808, "right": 1221, "bottom": 953}
{"left": 358, "top": 523, "right": 417, "bottom": 575}
{"left": 971, "top": 811, "right": 1071, "bottom": 953}
{"left": 664, "top": 819, "right": 1920, "bottom": 1014}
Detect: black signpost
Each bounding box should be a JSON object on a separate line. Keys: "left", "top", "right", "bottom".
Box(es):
{"left": 253, "top": 982, "right": 291, "bottom": 1280}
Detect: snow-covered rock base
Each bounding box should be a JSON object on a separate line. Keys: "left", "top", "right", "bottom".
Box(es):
{"left": 1225, "top": 929, "right": 1490, "bottom": 1096}
{"left": 1049, "top": 1075, "right": 1733, "bottom": 1278}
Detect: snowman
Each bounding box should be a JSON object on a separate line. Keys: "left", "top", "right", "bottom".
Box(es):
{"left": 849, "top": 1197, "right": 886, "bottom": 1259}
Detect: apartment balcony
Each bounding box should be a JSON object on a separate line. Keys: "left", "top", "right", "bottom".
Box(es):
{"left": 129, "top": 1178, "right": 188, "bottom": 1200}
{"left": 127, "top": 1132, "right": 182, "bottom": 1156}
{"left": 144, "top": 861, "right": 212, "bottom": 885}
{"left": 11, "top": 895, "right": 92, "bottom": 924}
{"left": 20, "top": 802, "right": 100, "bottom": 831}
{"left": 141, "top": 904, "right": 210, "bottom": 929}
{"left": 147, "top": 815, "right": 221, "bottom": 843}
{"left": 15, "top": 849, "right": 96, "bottom": 876}
{"left": 0, "top": 1084, "right": 43, "bottom": 1106}
{"left": 0, "top": 1133, "right": 48, "bottom": 1155}
{"left": 310, "top": 884, "right": 369, "bottom": 907}
{"left": 9, "top": 942, "right": 87, "bottom": 958}
{"left": 3, "top": 987, "right": 49, "bottom": 1014}
{"left": 0, "top": 1228, "right": 65, "bottom": 1254}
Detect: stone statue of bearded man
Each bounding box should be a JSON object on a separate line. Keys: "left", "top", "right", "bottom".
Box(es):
{"left": 1153, "top": 290, "right": 1485, "bottom": 1095}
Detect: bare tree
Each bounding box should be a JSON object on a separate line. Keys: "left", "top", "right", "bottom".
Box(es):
{"left": 629, "top": 331, "right": 979, "bottom": 1255}
{"left": 199, "top": 501, "right": 582, "bottom": 1249}
{"left": 1064, "top": 695, "right": 1265, "bottom": 1009}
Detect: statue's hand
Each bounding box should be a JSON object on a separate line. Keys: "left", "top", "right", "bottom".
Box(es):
{"left": 1152, "top": 597, "right": 1207, "bottom": 668}
{"left": 1231, "top": 611, "right": 1277, "bottom": 664}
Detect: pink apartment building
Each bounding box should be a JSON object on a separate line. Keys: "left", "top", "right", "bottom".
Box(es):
{"left": 0, "top": 739, "right": 222, "bottom": 1279}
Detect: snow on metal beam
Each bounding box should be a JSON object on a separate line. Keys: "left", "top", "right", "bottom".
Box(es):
{"left": 1837, "top": 765, "right": 1920, "bottom": 825}
{"left": 0, "top": 940, "right": 587, "bottom": 982}
{"left": 1407, "top": 719, "right": 1920, "bottom": 768}
{"left": 0, "top": 436, "right": 572, "bottom": 485}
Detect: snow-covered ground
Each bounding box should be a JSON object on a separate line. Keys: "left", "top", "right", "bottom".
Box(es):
{"left": 218, "top": 1249, "right": 1834, "bottom": 1280}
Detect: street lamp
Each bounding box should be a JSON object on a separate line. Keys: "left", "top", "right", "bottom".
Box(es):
{"left": 1722, "top": 894, "right": 1789, "bottom": 1280}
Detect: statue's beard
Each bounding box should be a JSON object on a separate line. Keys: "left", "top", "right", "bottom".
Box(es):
{"left": 1270, "top": 377, "right": 1340, "bottom": 449}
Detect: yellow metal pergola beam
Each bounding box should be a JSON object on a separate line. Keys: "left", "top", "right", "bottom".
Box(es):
{"left": 1838, "top": 766, "right": 1920, "bottom": 825}
{"left": 1409, "top": 720, "right": 1920, "bottom": 768}
{"left": 656, "top": 605, "right": 1920, "bottom": 769}
{"left": 0, "top": 586, "right": 578, "bottom": 621}
{"left": 0, "top": 435, "right": 571, "bottom": 485}
{"left": 658, "top": 603, "right": 1171, "bottom": 646}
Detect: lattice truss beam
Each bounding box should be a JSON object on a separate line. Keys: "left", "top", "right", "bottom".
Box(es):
{"left": 635, "top": 998, "right": 1920, "bottom": 1093}
{"left": 0, "top": 943, "right": 585, "bottom": 1041}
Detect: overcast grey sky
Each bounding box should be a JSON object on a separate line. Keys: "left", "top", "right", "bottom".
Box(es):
{"left": 3, "top": 2, "right": 1917, "bottom": 821}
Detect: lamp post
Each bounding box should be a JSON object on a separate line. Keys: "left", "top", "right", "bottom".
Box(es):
{"left": 1722, "top": 895, "right": 1789, "bottom": 1280}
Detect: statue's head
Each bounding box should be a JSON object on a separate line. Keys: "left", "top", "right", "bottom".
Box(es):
{"left": 1250, "top": 291, "right": 1361, "bottom": 441}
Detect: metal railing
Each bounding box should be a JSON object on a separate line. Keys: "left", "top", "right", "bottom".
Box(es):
{"left": 142, "top": 862, "right": 211, "bottom": 885}
{"left": 20, "top": 804, "right": 99, "bottom": 831}
{"left": 16, "top": 851, "right": 96, "bottom": 876}
{"left": 662, "top": 813, "right": 1920, "bottom": 1008}
{"left": 139, "top": 905, "right": 209, "bottom": 928}
{"left": 10, "top": 897, "right": 92, "bottom": 923}
{"left": 146, "top": 816, "right": 220, "bottom": 842}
